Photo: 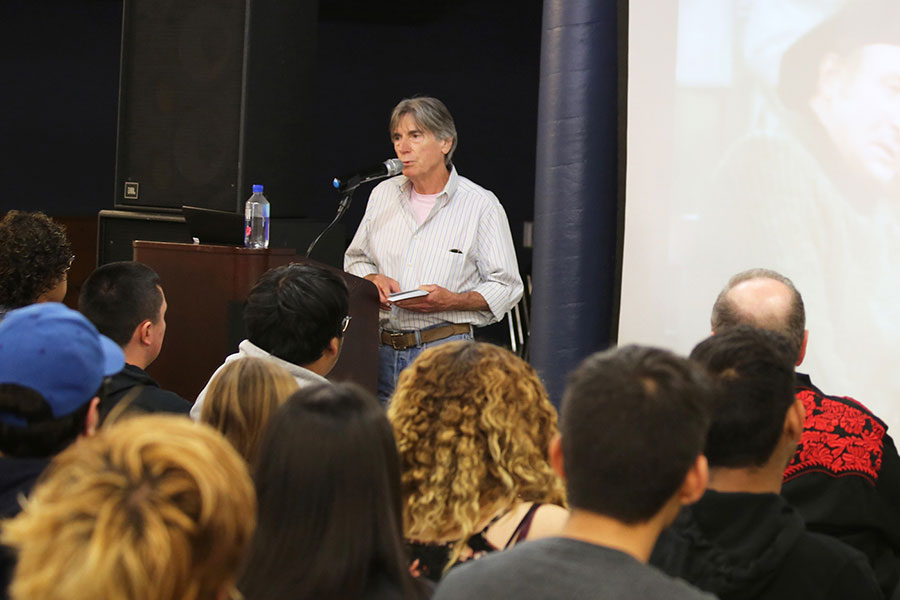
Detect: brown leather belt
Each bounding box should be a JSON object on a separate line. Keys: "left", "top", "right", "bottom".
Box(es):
{"left": 380, "top": 323, "right": 472, "bottom": 350}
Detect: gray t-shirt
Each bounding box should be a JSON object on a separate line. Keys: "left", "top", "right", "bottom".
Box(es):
{"left": 433, "top": 537, "right": 717, "bottom": 600}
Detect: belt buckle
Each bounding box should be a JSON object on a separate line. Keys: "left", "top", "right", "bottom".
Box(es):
{"left": 389, "top": 331, "right": 409, "bottom": 350}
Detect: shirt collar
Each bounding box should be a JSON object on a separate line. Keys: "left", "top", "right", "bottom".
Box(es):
{"left": 393, "top": 165, "right": 459, "bottom": 205}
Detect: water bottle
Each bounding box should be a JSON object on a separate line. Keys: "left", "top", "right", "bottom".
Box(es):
{"left": 244, "top": 184, "right": 270, "bottom": 249}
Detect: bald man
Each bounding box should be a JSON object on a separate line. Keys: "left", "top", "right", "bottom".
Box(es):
{"left": 711, "top": 268, "right": 900, "bottom": 598}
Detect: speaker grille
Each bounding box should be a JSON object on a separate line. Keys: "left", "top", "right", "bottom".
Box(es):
{"left": 114, "top": 0, "right": 317, "bottom": 214}
{"left": 116, "top": 1, "right": 245, "bottom": 211}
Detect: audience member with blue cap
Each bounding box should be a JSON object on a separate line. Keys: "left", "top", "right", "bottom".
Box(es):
{"left": 0, "top": 302, "right": 124, "bottom": 595}
{"left": 0, "top": 301, "right": 124, "bottom": 508}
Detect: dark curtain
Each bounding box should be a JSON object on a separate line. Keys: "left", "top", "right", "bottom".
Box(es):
{"left": 531, "top": 0, "right": 622, "bottom": 405}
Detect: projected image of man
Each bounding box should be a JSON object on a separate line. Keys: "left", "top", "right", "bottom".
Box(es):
{"left": 618, "top": 0, "right": 900, "bottom": 435}
{"left": 690, "top": 0, "right": 900, "bottom": 429}
{"left": 779, "top": 3, "right": 900, "bottom": 200}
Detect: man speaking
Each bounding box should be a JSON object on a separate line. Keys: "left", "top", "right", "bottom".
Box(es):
{"left": 345, "top": 96, "right": 522, "bottom": 403}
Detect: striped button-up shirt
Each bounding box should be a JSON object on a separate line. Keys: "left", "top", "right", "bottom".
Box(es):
{"left": 345, "top": 167, "right": 523, "bottom": 331}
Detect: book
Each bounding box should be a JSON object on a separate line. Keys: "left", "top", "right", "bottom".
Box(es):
{"left": 388, "top": 289, "right": 429, "bottom": 302}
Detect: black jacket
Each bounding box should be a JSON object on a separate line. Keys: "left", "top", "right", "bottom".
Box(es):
{"left": 784, "top": 373, "right": 900, "bottom": 597}
{"left": 0, "top": 457, "right": 47, "bottom": 519}
{"left": 651, "top": 490, "right": 883, "bottom": 600}
{"left": 102, "top": 364, "right": 191, "bottom": 423}
{"left": 0, "top": 457, "right": 49, "bottom": 600}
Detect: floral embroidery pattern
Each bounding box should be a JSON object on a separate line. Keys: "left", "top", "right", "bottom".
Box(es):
{"left": 783, "top": 388, "right": 885, "bottom": 484}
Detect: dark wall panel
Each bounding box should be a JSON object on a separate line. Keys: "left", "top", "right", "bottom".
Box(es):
{"left": 312, "top": 1, "right": 544, "bottom": 242}
{"left": 3, "top": 0, "right": 544, "bottom": 253}
{"left": 0, "top": 1, "right": 122, "bottom": 215}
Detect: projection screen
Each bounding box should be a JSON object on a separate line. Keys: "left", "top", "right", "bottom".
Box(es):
{"left": 619, "top": 0, "right": 900, "bottom": 429}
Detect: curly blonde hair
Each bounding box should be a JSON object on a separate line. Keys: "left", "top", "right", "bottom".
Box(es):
{"left": 2, "top": 415, "right": 255, "bottom": 600}
{"left": 388, "top": 341, "right": 565, "bottom": 563}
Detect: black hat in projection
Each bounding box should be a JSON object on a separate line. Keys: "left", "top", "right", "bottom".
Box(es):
{"left": 778, "top": 0, "right": 900, "bottom": 111}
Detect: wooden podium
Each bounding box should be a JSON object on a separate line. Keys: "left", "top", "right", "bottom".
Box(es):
{"left": 133, "top": 241, "right": 379, "bottom": 402}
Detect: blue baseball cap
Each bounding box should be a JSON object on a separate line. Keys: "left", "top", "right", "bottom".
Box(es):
{"left": 0, "top": 303, "right": 125, "bottom": 426}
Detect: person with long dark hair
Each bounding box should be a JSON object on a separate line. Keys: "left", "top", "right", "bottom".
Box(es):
{"left": 239, "top": 383, "right": 428, "bottom": 600}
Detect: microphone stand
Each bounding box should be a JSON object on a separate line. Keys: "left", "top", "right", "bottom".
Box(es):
{"left": 306, "top": 187, "right": 356, "bottom": 258}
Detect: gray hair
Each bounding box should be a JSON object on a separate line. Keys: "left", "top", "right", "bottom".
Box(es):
{"left": 389, "top": 97, "right": 458, "bottom": 168}
{"left": 710, "top": 268, "right": 806, "bottom": 362}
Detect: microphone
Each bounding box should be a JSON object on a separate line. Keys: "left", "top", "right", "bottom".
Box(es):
{"left": 309, "top": 158, "right": 402, "bottom": 258}
{"left": 332, "top": 158, "right": 403, "bottom": 192}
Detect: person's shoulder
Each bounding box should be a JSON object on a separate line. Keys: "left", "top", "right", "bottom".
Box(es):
{"left": 711, "top": 128, "right": 829, "bottom": 214}
{"left": 789, "top": 531, "right": 882, "bottom": 598}
{"left": 435, "top": 538, "right": 714, "bottom": 600}
{"left": 452, "top": 173, "right": 501, "bottom": 206}
{"left": 786, "top": 378, "right": 889, "bottom": 484}
{"left": 369, "top": 175, "right": 408, "bottom": 200}
{"left": 357, "top": 176, "right": 408, "bottom": 222}
{"left": 524, "top": 504, "right": 569, "bottom": 540}
{"left": 0, "top": 457, "right": 48, "bottom": 519}
{"left": 797, "top": 530, "right": 872, "bottom": 563}
{"left": 129, "top": 366, "right": 187, "bottom": 405}
{"left": 133, "top": 386, "right": 191, "bottom": 415}
{"left": 620, "top": 552, "right": 717, "bottom": 600}
{"left": 716, "top": 129, "right": 819, "bottom": 176}
{"left": 432, "top": 539, "right": 551, "bottom": 599}
{"left": 796, "top": 375, "right": 885, "bottom": 424}
{"left": 430, "top": 556, "right": 501, "bottom": 598}
{"left": 292, "top": 363, "right": 330, "bottom": 387}
{"left": 640, "top": 574, "right": 718, "bottom": 600}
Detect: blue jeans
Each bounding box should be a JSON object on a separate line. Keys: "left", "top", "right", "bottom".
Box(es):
{"left": 377, "top": 330, "right": 473, "bottom": 406}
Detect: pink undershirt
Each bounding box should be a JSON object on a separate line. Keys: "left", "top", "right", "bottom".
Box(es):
{"left": 409, "top": 188, "right": 439, "bottom": 226}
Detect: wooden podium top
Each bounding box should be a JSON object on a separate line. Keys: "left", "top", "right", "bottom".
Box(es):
{"left": 134, "top": 240, "right": 296, "bottom": 255}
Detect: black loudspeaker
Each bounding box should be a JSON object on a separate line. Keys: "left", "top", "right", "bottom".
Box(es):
{"left": 98, "top": 210, "right": 192, "bottom": 265}
{"left": 113, "top": 0, "right": 318, "bottom": 215}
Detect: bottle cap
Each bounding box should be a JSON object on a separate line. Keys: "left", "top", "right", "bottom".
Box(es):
{"left": 252, "top": 184, "right": 264, "bottom": 194}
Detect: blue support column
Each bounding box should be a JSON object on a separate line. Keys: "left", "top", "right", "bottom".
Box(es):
{"left": 531, "top": 0, "right": 621, "bottom": 405}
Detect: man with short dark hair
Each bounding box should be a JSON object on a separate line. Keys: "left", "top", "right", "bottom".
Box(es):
{"left": 434, "top": 346, "right": 715, "bottom": 600}
{"left": 651, "top": 326, "right": 882, "bottom": 599}
{"left": 0, "top": 302, "right": 125, "bottom": 594}
{"left": 345, "top": 96, "right": 523, "bottom": 403}
{"left": 711, "top": 268, "right": 900, "bottom": 597}
{"left": 190, "top": 263, "right": 349, "bottom": 419}
{"left": 79, "top": 261, "right": 189, "bottom": 421}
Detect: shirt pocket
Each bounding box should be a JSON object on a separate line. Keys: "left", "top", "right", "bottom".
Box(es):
{"left": 428, "top": 247, "right": 468, "bottom": 290}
